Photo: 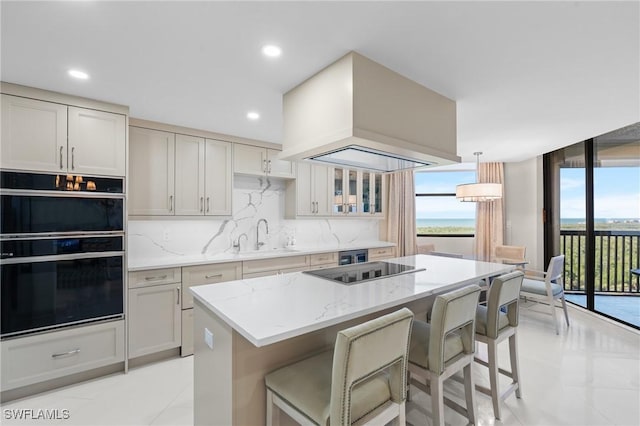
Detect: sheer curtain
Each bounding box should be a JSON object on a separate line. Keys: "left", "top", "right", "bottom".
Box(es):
{"left": 386, "top": 170, "right": 417, "bottom": 257}
{"left": 475, "top": 163, "right": 505, "bottom": 261}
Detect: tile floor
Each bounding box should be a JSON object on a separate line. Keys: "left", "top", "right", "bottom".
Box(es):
{"left": 1, "top": 302, "right": 639, "bottom": 426}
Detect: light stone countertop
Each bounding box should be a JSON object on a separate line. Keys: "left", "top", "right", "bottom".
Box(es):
{"left": 127, "top": 241, "right": 396, "bottom": 271}
{"left": 190, "top": 254, "right": 514, "bottom": 347}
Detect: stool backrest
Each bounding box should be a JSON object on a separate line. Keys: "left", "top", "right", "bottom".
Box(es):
{"left": 330, "top": 307, "right": 414, "bottom": 426}
{"left": 494, "top": 245, "right": 526, "bottom": 263}
{"left": 486, "top": 271, "right": 524, "bottom": 338}
{"left": 547, "top": 255, "right": 565, "bottom": 284}
{"left": 428, "top": 285, "right": 481, "bottom": 375}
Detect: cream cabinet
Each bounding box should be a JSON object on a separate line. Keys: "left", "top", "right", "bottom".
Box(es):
{"left": 368, "top": 246, "right": 396, "bottom": 261}
{"left": 332, "top": 167, "right": 360, "bottom": 215}
{"left": 361, "top": 171, "right": 384, "bottom": 217}
{"left": 1, "top": 94, "right": 126, "bottom": 177}
{"left": 180, "top": 262, "right": 241, "bottom": 356}
{"left": 128, "top": 282, "right": 182, "bottom": 359}
{"left": 128, "top": 127, "right": 175, "bottom": 215}
{"left": 129, "top": 127, "right": 232, "bottom": 217}
{"left": 233, "top": 144, "right": 294, "bottom": 178}
{"left": 285, "top": 162, "right": 331, "bottom": 217}
{"left": 242, "top": 255, "right": 309, "bottom": 278}
{"left": 1, "top": 320, "right": 124, "bottom": 391}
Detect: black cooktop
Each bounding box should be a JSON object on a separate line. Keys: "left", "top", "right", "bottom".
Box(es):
{"left": 304, "top": 261, "right": 424, "bottom": 285}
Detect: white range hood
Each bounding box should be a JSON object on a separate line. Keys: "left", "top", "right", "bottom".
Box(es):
{"left": 281, "top": 52, "right": 460, "bottom": 172}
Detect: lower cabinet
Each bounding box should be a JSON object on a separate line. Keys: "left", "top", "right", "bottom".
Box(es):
{"left": 1, "top": 320, "right": 124, "bottom": 391}
{"left": 128, "top": 283, "right": 182, "bottom": 359}
{"left": 180, "top": 262, "right": 241, "bottom": 356}
{"left": 368, "top": 246, "right": 396, "bottom": 261}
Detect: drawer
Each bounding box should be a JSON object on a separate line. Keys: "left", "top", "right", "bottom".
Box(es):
{"left": 182, "top": 262, "right": 241, "bottom": 309}
{"left": 309, "top": 252, "right": 338, "bottom": 266}
{"left": 1, "top": 321, "right": 124, "bottom": 391}
{"left": 242, "top": 255, "right": 308, "bottom": 275}
{"left": 129, "top": 267, "right": 181, "bottom": 288}
{"left": 181, "top": 309, "right": 194, "bottom": 357}
{"left": 368, "top": 246, "right": 395, "bottom": 260}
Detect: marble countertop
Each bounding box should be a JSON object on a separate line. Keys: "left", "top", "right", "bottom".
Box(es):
{"left": 128, "top": 241, "right": 395, "bottom": 271}
{"left": 190, "top": 255, "right": 514, "bottom": 347}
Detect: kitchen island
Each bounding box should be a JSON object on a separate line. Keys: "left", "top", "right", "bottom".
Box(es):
{"left": 190, "top": 254, "right": 513, "bottom": 425}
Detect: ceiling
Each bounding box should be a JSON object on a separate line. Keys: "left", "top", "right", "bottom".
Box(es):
{"left": 1, "top": 1, "right": 638, "bottom": 163}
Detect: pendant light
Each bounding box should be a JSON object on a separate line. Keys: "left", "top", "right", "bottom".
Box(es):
{"left": 455, "top": 152, "right": 502, "bottom": 202}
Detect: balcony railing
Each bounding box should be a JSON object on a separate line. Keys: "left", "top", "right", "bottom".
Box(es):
{"left": 560, "top": 230, "right": 640, "bottom": 294}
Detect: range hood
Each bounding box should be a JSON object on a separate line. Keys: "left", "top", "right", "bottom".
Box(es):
{"left": 280, "top": 52, "right": 460, "bottom": 172}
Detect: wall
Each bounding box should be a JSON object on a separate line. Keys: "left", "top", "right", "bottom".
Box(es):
{"left": 128, "top": 176, "right": 381, "bottom": 259}
{"left": 504, "top": 157, "right": 544, "bottom": 270}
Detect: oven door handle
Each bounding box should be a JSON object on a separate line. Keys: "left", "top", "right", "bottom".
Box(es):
{"left": 0, "top": 251, "right": 125, "bottom": 265}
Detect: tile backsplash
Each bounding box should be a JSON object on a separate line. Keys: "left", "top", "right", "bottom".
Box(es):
{"left": 128, "top": 176, "right": 381, "bottom": 258}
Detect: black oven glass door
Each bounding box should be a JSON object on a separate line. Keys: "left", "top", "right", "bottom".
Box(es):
{"left": 1, "top": 255, "right": 124, "bottom": 337}
{"left": 1, "top": 194, "right": 123, "bottom": 235}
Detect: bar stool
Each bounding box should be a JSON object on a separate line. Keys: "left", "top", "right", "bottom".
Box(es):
{"left": 474, "top": 270, "right": 524, "bottom": 420}
{"left": 408, "top": 285, "right": 482, "bottom": 426}
{"left": 265, "top": 307, "right": 414, "bottom": 425}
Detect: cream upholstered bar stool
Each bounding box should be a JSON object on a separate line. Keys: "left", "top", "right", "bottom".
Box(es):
{"left": 521, "top": 255, "right": 570, "bottom": 334}
{"left": 265, "top": 307, "right": 414, "bottom": 426}
{"left": 474, "top": 270, "right": 525, "bottom": 420}
{"left": 408, "top": 285, "right": 482, "bottom": 426}
{"left": 416, "top": 243, "right": 435, "bottom": 254}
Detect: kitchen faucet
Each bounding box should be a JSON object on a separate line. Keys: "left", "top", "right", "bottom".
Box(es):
{"left": 233, "top": 233, "right": 248, "bottom": 253}
{"left": 256, "top": 218, "right": 269, "bottom": 250}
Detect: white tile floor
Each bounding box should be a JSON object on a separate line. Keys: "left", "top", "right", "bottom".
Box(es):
{"left": 1, "top": 303, "right": 639, "bottom": 426}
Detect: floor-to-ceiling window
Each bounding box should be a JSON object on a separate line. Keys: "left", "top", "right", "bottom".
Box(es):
{"left": 544, "top": 122, "right": 640, "bottom": 328}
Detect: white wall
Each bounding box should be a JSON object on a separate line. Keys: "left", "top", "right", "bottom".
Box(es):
{"left": 504, "top": 157, "right": 544, "bottom": 270}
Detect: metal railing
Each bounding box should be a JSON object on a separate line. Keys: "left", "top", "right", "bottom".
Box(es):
{"left": 561, "top": 230, "right": 640, "bottom": 294}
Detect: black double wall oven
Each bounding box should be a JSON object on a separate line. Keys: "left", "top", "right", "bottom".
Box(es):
{"left": 1, "top": 171, "right": 125, "bottom": 339}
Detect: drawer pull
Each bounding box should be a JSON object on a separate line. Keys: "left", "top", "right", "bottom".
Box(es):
{"left": 144, "top": 275, "right": 168, "bottom": 281}
{"left": 176, "top": 287, "right": 181, "bottom": 305}
{"left": 205, "top": 274, "right": 223, "bottom": 279}
{"left": 52, "top": 348, "right": 80, "bottom": 359}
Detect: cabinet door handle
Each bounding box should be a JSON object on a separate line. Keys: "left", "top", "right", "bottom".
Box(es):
{"left": 314, "top": 201, "right": 318, "bottom": 213}
{"left": 71, "top": 147, "right": 75, "bottom": 170}
{"left": 206, "top": 197, "right": 210, "bottom": 213}
{"left": 144, "top": 275, "right": 168, "bottom": 281}
{"left": 263, "top": 159, "right": 267, "bottom": 173}
{"left": 200, "top": 197, "right": 204, "bottom": 212}
{"left": 267, "top": 160, "right": 272, "bottom": 173}
{"left": 205, "top": 273, "right": 223, "bottom": 279}
{"left": 169, "top": 195, "right": 173, "bottom": 212}
{"left": 52, "top": 348, "right": 80, "bottom": 359}
{"left": 176, "top": 287, "right": 181, "bottom": 305}
{"left": 59, "top": 146, "right": 64, "bottom": 169}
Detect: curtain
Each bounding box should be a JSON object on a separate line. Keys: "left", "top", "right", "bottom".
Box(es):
{"left": 475, "top": 162, "right": 505, "bottom": 261}
{"left": 386, "top": 170, "right": 417, "bottom": 257}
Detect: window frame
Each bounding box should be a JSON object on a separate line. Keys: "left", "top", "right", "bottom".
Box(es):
{"left": 415, "top": 171, "right": 476, "bottom": 238}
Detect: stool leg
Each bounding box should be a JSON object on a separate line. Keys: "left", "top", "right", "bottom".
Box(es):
{"left": 430, "top": 372, "right": 445, "bottom": 426}
{"left": 463, "top": 362, "right": 478, "bottom": 425}
{"left": 488, "top": 340, "right": 501, "bottom": 420}
{"left": 509, "top": 332, "right": 522, "bottom": 398}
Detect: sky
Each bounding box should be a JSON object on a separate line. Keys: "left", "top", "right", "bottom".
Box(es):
{"left": 415, "top": 171, "right": 476, "bottom": 219}
{"left": 561, "top": 167, "right": 640, "bottom": 219}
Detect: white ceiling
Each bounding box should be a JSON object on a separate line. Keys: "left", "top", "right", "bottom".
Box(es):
{"left": 1, "top": 1, "right": 638, "bottom": 162}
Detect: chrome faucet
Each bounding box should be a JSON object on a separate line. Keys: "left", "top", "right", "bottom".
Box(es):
{"left": 233, "top": 233, "right": 248, "bottom": 253}
{"left": 256, "top": 218, "right": 269, "bottom": 250}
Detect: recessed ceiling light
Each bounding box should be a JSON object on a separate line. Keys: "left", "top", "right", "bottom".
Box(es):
{"left": 261, "top": 45, "right": 282, "bottom": 58}
{"left": 247, "top": 111, "right": 260, "bottom": 120}
{"left": 68, "top": 69, "right": 89, "bottom": 80}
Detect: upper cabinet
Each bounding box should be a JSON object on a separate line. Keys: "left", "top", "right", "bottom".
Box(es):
{"left": 333, "top": 168, "right": 360, "bottom": 215}
{"left": 129, "top": 126, "right": 232, "bottom": 217}
{"left": 361, "top": 171, "right": 384, "bottom": 217}
{"left": 285, "top": 162, "right": 331, "bottom": 217}
{"left": 1, "top": 95, "right": 126, "bottom": 177}
{"left": 129, "top": 127, "right": 175, "bottom": 216}
{"left": 233, "top": 144, "right": 294, "bottom": 178}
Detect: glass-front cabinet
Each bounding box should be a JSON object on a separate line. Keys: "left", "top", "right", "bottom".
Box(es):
{"left": 362, "top": 172, "right": 383, "bottom": 216}
{"left": 332, "top": 168, "right": 384, "bottom": 217}
{"left": 333, "top": 168, "right": 359, "bottom": 215}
